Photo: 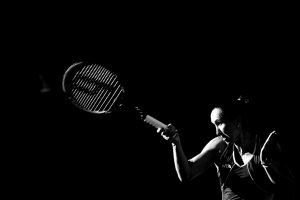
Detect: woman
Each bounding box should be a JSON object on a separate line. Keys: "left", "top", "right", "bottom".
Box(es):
{"left": 159, "top": 96, "right": 295, "bottom": 200}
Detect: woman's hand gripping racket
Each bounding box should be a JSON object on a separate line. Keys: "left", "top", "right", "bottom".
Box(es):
{"left": 62, "top": 61, "right": 167, "bottom": 130}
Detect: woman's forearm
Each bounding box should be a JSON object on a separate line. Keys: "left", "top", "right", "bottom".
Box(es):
{"left": 172, "top": 141, "right": 192, "bottom": 182}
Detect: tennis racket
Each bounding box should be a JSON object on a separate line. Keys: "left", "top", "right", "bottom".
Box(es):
{"left": 62, "top": 61, "right": 167, "bottom": 130}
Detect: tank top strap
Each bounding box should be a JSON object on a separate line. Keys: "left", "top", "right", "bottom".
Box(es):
{"left": 247, "top": 134, "right": 275, "bottom": 193}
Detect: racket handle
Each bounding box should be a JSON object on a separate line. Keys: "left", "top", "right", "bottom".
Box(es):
{"left": 144, "top": 115, "right": 167, "bottom": 129}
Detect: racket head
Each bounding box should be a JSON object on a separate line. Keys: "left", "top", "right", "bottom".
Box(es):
{"left": 62, "top": 62, "right": 125, "bottom": 114}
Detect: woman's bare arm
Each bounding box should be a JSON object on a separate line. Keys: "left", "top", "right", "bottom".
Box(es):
{"left": 161, "top": 124, "right": 226, "bottom": 182}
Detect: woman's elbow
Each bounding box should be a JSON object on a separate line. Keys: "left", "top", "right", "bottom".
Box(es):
{"left": 177, "top": 175, "right": 188, "bottom": 183}
{"left": 177, "top": 171, "right": 195, "bottom": 183}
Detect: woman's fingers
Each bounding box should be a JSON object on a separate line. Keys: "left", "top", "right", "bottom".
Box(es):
{"left": 158, "top": 124, "right": 178, "bottom": 141}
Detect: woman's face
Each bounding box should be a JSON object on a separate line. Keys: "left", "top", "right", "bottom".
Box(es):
{"left": 210, "top": 107, "right": 240, "bottom": 142}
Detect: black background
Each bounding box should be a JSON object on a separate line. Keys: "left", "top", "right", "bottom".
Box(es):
{"left": 5, "top": 5, "right": 298, "bottom": 199}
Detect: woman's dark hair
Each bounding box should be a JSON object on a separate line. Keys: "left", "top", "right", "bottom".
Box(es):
{"left": 214, "top": 94, "right": 258, "bottom": 132}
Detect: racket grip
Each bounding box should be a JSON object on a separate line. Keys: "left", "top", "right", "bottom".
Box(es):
{"left": 144, "top": 115, "right": 167, "bottom": 129}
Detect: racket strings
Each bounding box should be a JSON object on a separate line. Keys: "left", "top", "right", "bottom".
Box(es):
{"left": 73, "top": 64, "right": 100, "bottom": 107}
{"left": 83, "top": 68, "right": 111, "bottom": 110}
{"left": 72, "top": 65, "right": 102, "bottom": 109}
{"left": 67, "top": 64, "right": 124, "bottom": 113}
{"left": 74, "top": 65, "right": 110, "bottom": 111}
{"left": 89, "top": 72, "right": 117, "bottom": 111}
{"left": 102, "top": 81, "right": 124, "bottom": 112}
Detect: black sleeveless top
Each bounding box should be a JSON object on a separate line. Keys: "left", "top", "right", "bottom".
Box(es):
{"left": 215, "top": 135, "right": 275, "bottom": 200}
